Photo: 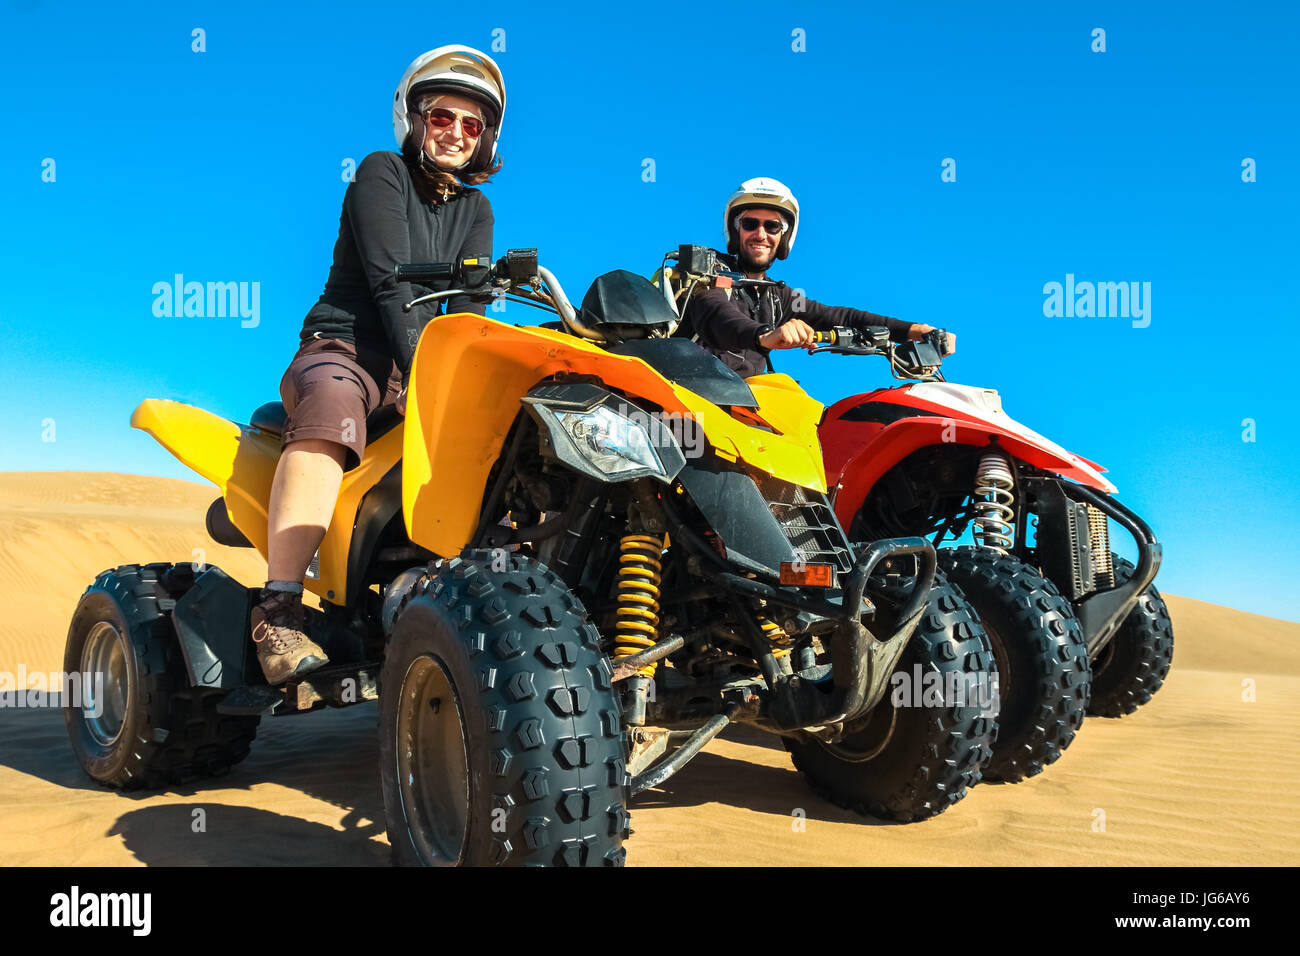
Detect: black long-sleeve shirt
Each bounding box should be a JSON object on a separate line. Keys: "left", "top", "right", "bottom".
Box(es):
{"left": 300, "top": 150, "right": 493, "bottom": 373}
{"left": 679, "top": 255, "right": 910, "bottom": 378}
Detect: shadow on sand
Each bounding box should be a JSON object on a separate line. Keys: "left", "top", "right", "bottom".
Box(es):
{"left": 1, "top": 700, "right": 899, "bottom": 866}
{"left": 631, "top": 724, "right": 900, "bottom": 827}
{"left": 1, "top": 703, "right": 389, "bottom": 864}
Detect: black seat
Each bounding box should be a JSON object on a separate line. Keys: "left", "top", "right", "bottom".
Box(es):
{"left": 249, "top": 401, "right": 289, "bottom": 434}
{"left": 248, "top": 402, "right": 403, "bottom": 445}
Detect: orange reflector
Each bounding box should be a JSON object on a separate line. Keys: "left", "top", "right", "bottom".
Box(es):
{"left": 714, "top": 275, "right": 733, "bottom": 289}
{"left": 780, "top": 562, "right": 834, "bottom": 587}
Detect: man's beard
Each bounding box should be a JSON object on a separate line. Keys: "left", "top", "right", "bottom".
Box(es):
{"left": 735, "top": 245, "right": 774, "bottom": 274}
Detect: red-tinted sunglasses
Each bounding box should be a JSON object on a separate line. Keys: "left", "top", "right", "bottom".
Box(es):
{"left": 423, "top": 107, "right": 485, "bottom": 138}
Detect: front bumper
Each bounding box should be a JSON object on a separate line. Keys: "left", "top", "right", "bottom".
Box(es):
{"left": 1031, "top": 477, "right": 1162, "bottom": 656}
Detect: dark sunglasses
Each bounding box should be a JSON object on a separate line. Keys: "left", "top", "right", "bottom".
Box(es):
{"left": 736, "top": 215, "right": 786, "bottom": 235}
{"left": 423, "top": 107, "right": 485, "bottom": 138}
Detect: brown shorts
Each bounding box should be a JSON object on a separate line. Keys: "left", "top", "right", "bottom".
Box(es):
{"left": 278, "top": 336, "right": 402, "bottom": 471}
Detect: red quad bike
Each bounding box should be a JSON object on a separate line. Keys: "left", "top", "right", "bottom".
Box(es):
{"left": 661, "top": 235, "right": 1169, "bottom": 783}
{"left": 810, "top": 325, "right": 1172, "bottom": 783}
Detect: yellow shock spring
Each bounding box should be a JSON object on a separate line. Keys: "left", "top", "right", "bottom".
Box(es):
{"left": 614, "top": 534, "right": 665, "bottom": 678}
{"left": 758, "top": 615, "right": 793, "bottom": 659}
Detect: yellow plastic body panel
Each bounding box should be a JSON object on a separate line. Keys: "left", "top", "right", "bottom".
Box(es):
{"left": 131, "top": 399, "right": 245, "bottom": 489}
{"left": 402, "top": 313, "right": 828, "bottom": 558}
{"left": 131, "top": 398, "right": 403, "bottom": 606}
{"left": 130, "top": 397, "right": 278, "bottom": 558}
{"left": 743, "top": 372, "right": 825, "bottom": 448}
{"left": 312, "top": 426, "right": 403, "bottom": 603}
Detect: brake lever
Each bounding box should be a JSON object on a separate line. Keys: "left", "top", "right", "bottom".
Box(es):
{"left": 807, "top": 344, "right": 884, "bottom": 356}
{"left": 402, "top": 285, "right": 499, "bottom": 312}
{"left": 403, "top": 289, "right": 466, "bottom": 312}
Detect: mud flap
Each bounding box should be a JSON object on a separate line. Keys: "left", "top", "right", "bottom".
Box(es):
{"left": 171, "top": 566, "right": 253, "bottom": 689}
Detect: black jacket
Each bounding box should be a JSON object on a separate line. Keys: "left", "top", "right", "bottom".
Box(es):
{"left": 300, "top": 150, "right": 493, "bottom": 373}
{"left": 678, "top": 252, "right": 910, "bottom": 378}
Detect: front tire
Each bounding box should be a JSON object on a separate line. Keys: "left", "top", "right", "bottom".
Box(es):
{"left": 1088, "top": 556, "right": 1174, "bottom": 717}
{"left": 937, "top": 547, "right": 1091, "bottom": 783}
{"left": 379, "top": 551, "right": 630, "bottom": 866}
{"left": 63, "top": 563, "right": 260, "bottom": 789}
{"left": 783, "top": 569, "right": 998, "bottom": 822}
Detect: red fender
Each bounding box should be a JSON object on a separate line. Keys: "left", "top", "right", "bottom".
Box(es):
{"left": 821, "top": 388, "right": 1115, "bottom": 531}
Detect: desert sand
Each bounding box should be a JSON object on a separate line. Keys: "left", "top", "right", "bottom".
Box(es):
{"left": 1, "top": 471, "right": 1296, "bottom": 866}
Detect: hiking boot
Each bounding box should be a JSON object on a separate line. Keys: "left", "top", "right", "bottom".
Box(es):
{"left": 250, "top": 589, "right": 329, "bottom": 684}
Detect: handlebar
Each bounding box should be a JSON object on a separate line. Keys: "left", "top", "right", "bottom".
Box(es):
{"left": 395, "top": 250, "right": 586, "bottom": 338}
{"left": 809, "top": 327, "right": 890, "bottom": 349}
{"left": 665, "top": 245, "right": 950, "bottom": 382}
{"left": 395, "top": 262, "right": 456, "bottom": 283}
{"left": 808, "top": 326, "right": 948, "bottom": 382}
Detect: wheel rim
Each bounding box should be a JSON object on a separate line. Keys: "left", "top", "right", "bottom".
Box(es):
{"left": 819, "top": 698, "right": 899, "bottom": 762}
{"left": 80, "top": 621, "right": 131, "bottom": 747}
{"left": 983, "top": 618, "right": 1013, "bottom": 709}
{"left": 393, "top": 654, "right": 470, "bottom": 865}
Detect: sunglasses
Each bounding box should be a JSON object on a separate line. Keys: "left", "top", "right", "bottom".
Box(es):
{"left": 423, "top": 107, "right": 485, "bottom": 138}
{"left": 736, "top": 215, "right": 787, "bottom": 235}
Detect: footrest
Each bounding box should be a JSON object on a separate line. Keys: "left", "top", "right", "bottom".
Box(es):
{"left": 217, "top": 684, "right": 285, "bottom": 716}
{"left": 284, "top": 663, "right": 381, "bottom": 712}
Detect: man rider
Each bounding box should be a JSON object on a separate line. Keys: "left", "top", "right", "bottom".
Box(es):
{"left": 676, "top": 178, "right": 953, "bottom": 378}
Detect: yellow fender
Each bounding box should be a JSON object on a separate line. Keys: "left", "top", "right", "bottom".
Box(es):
{"left": 402, "top": 313, "right": 829, "bottom": 558}
{"left": 130, "top": 398, "right": 403, "bottom": 605}
{"left": 744, "top": 372, "right": 825, "bottom": 449}
{"left": 131, "top": 399, "right": 246, "bottom": 490}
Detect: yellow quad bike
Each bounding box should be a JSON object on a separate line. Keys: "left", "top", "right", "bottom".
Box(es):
{"left": 64, "top": 250, "right": 998, "bottom": 866}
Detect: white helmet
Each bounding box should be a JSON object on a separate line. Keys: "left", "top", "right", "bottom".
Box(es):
{"left": 392, "top": 45, "right": 506, "bottom": 175}
{"left": 723, "top": 177, "right": 800, "bottom": 260}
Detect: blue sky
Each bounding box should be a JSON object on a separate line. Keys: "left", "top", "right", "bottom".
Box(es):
{"left": 2, "top": 1, "right": 1297, "bottom": 620}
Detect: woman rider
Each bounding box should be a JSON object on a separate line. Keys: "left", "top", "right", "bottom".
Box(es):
{"left": 251, "top": 45, "right": 506, "bottom": 684}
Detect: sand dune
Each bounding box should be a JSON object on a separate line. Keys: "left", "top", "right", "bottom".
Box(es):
{"left": 1, "top": 471, "right": 1296, "bottom": 866}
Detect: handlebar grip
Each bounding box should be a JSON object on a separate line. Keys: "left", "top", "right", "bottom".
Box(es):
{"left": 811, "top": 328, "right": 845, "bottom": 345}
{"left": 395, "top": 262, "right": 456, "bottom": 282}
{"left": 924, "top": 328, "right": 951, "bottom": 356}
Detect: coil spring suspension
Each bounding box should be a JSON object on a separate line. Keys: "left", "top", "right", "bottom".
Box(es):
{"left": 757, "top": 615, "right": 792, "bottom": 659}
{"left": 615, "top": 534, "right": 665, "bottom": 678}
{"left": 972, "top": 450, "right": 1015, "bottom": 553}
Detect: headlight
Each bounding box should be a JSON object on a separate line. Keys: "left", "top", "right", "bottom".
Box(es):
{"left": 523, "top": 383, "right": 687, "bottom": 484}
{"left": 558, "top": 406, "right": 663, "bottom": 476}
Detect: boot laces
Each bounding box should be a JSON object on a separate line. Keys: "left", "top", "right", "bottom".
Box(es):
{"left": 255, "top": 592, "right": 308, "bottom": 653}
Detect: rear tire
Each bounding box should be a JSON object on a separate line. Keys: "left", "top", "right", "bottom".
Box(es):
{"left": 783, "top": 569, "right": 998, "bottom": 822}
{"left": 379, "top": 551, "right": 629, "bottom": 866}
{"left": 937, "top": 547, "right": 1091, "bottom": 783}
{"left": 1088, "top": 556, "right": 1174, "bottom": 717}
{"left": 63, "top": 563, "right": 260, "bottom": 789}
